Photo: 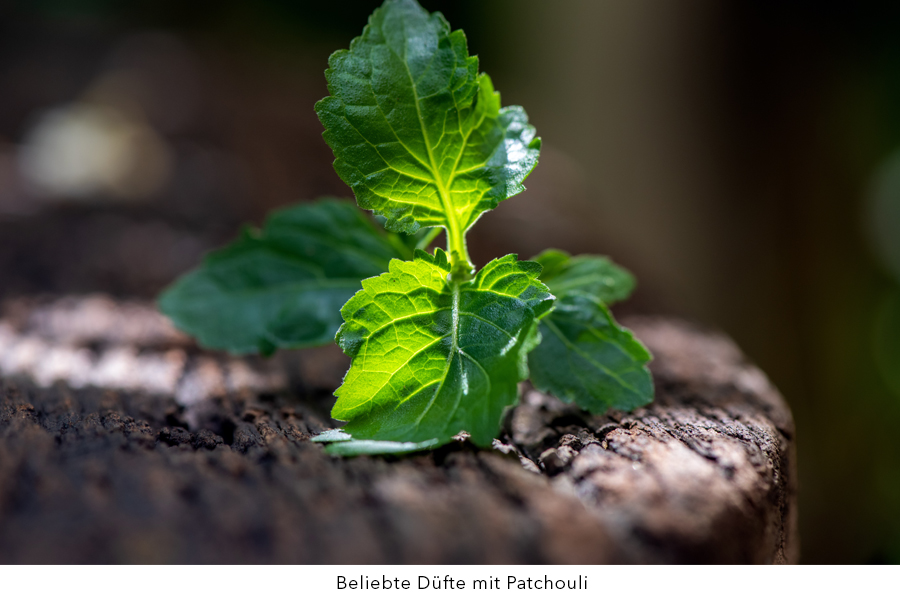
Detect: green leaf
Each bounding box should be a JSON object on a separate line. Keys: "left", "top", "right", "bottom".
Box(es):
{"left": 533, "top": 249, "right": 636, "bottom": 305}
{"left": 529, "top": 250, "right": 651, "bottom": 411}
{"left": 158, "top": 199, "right": 407, "bottom": 354}
{"left": 333, "top": 249, "right": 553, "bottom": 446}
{"left": 529, "top": 293, "right": 653, "bottom": 413}
{"left": 315, "top": 0, "right": 540, "bottom": 274}
{"left": 376, "top": 214, "right": 444, "bottom": 254}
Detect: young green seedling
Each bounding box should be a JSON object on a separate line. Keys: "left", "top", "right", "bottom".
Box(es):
{"left": 159, "top": 0, "right": 653, "bottom": 456}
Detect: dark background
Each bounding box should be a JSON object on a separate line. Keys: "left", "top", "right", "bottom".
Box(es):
{"left": 1, "top": 0, "right": 899, "bottom": 564}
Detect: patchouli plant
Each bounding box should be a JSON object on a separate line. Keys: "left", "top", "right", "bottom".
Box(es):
{"left": 160, "top": 0, "right": 653, "bottom": 455}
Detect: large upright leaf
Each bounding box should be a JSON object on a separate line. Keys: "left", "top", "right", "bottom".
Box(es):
{"left": 333, "top": 249, "right": 553, "bottom": 446}
{"left": 315, "top": 0, "right": 541, "bottom": 247}
{"left": 528, "top": 250, "right": 653, "bottom": 413}
{"left": 158, "top": 199, "right": 407, "bottom": 354}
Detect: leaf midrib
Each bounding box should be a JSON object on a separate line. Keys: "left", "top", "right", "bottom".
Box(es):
{"left": 395, "top": 16, "right": 462, "bottom": 247}
{"left": 412, "top": 281, "right": 462, "bottom": 431}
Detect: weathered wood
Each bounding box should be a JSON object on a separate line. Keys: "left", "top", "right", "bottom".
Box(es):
{"left": 0, "top": 296, "right": 797, "bottom": 564}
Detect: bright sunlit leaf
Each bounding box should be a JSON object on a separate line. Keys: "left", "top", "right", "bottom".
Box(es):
{"left": 316, "top": 0, "right": 540, "bottom": 275}
{"left": 333, "top": 249, "right": 553, "bottom": 446}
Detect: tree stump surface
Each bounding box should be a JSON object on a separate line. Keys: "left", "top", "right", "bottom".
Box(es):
{"left": 0, "top": 295, "right": 797, "bottom": 564}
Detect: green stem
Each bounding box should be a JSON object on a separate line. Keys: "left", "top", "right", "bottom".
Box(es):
{"left": 446, "top": 223, "right": 474, "bottom": 282}
{"left": 431, "top": 183, "right": 473, "bottom": 281}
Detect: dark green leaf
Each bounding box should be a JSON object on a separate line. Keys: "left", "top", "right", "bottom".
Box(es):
{"left": 529, "top": 250, "right": 651, "bottom": 411}
{"left": 529, "top": 293, "right": 653, "bottom": 413}
{"left": 533, "top": 249, "right": 636, "bottom": 305}
{"left": 158, "top": 199, "right": 407, "bottom": 354}
{"left": 315, "top": 0, "right": 540, "bottom": 269}
{"left": 333, "top": 249, "right": 553, "bottom": 446}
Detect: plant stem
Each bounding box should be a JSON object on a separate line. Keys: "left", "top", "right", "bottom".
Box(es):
{"left": 446, "top": 223, "right": 474, "bottom": 282}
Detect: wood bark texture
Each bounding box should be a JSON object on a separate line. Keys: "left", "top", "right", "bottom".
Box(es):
{"left": 0, "top": 296, "right": 797, "bottom": 564}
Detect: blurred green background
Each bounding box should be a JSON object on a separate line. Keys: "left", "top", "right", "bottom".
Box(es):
{"left": 1, "top": 0, "right": 900, "bottom": 563}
